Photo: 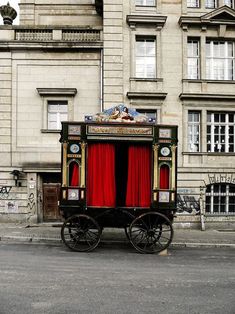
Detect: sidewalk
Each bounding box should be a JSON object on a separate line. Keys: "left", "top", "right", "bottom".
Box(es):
{"left": 0, "top": 222, "right": 234, "bottom": 249}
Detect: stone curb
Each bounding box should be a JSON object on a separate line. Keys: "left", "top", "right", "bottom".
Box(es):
{"left": 0, "top": 235, "right": 234, "bottom": 249}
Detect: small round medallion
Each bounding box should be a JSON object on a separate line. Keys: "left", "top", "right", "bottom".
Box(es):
{"left": 70, "top": 144, "right": 80, "bottom": 153}
{"left": 160, "top": 147, "right": 170, "bottom": 156}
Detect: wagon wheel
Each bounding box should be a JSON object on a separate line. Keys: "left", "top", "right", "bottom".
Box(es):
{"left": 61, "top": 214, "right": 101, "bottom": 252}
{"left": 129, "top": 212, "right": 173, "bottom": 254}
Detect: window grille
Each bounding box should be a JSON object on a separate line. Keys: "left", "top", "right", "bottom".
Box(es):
{"left": 207, "top": 112, "right": 235, "bottom": 153}
{"left": 206, "top": 184, "right": 235, "bottom": 214}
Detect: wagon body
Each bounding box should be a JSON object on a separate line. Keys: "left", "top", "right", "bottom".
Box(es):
{"left": 59, "top": 115, "right": 178, "bottom": 253}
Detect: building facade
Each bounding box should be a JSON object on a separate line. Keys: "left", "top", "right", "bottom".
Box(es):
{"left": 0, "top": 0, "right": 234, "bottom": 228}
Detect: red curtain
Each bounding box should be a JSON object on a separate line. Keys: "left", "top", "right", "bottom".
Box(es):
{"left": 70, "top": 162, "right": 79, "bottom": 186}
{"left": 125, "top": 145, "right": 151, "bottom": 207}
{"left": 87, "top": 143, "right": 116, "bottom": 207}
{"left": 160, "top": 165, "right": 170, "bottom": 189}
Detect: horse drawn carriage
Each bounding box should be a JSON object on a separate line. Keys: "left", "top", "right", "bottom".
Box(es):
{"left": 59, "top": 105, "right": 178, "bottom": 253}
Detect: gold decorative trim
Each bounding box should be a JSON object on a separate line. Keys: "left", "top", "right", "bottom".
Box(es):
{"left": 153, "top": 192, "right": 157, "bottom": 201}
{"left": 67, "top": 154, "right": 81, "bottom": 158}
{"left": 80, "top": 142, "right": 86, "bottom": 188}
{"left": 153, "top": 144, "right": 159, "bottom": 190}
{"left": 171, "top": 145, "right": 176, "bottom": 190}
{"left": 62, "top": 143, "right": 67, "bottom": 187}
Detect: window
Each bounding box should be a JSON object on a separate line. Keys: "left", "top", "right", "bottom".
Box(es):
{"left": 136, "top": 0, "right": 155, "bottom": 5}
{"left": 206, "top": 184, "right": 235, "bottom": 214}
{"left": 187, "top": 39, "right": 200, "bottom": 79}
{"left": 137, "top": 109, "right": 157, "bottom": 123}
{"left": 223, "top": 0, "right": 234, "bottom": 8}
{"left": 136, "top": 37, "right": 156, "bottom": 78}
{"left": 207, "top": 112, "right": 235, "bottom": 153}
{"left": 205, "top": 0, "right": 234, "bottom": 7}
{"left": 47, "top": 100, "right": 68, "bottom": 130}
{"left": 205, "top": 0, "right": 217, "bottom": 8}
{"left": 187, "top": 0, "right": 200, "bottom": 7}
{"left": 206, "top": 41, "right": 235, "bottom": 80}
{"left": 188, "top": 111, "right": 201, "bottom": 152}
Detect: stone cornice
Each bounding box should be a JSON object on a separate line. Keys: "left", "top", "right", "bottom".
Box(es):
{"left": 37, "top": 88, "right": 77, "bottom": 96}
{"left": 179, "top": 93, "right": 235, "bottom": 100}
{"left": 127, "top": 14, "right": 167, "bottom": 30}
{"left": 0, "top": 41, "right": 103, "bottom": 51}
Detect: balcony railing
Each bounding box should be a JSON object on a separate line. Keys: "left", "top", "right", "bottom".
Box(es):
{"left": 15, "top": 29, "right": 53, "bottom": 41}
{"left": 62, "top": 30, "right": 101, "bottom": 41}
{"left": 14, "top": 28, "right": 101, "bottom": 42}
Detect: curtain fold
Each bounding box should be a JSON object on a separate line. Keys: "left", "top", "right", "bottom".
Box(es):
{"left": 125, "top": 145, "right": 151, "bottom": 207}
{"left": 70, "top": 162, "right": 79, "bottom": 186}
{"left": 159, "top": 165, "right": 170, "bottom": 189}
{"left": 87, "top": 143, "right": 116, "bottom": 207}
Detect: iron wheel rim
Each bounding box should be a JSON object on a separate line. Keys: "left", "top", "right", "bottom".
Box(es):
{"left": 129, "top": 212, "right": 173, "bottom": 254}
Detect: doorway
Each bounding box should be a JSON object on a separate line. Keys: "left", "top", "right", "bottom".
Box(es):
{"left": 43, "top": 183, "right": 61, "bottom": 221}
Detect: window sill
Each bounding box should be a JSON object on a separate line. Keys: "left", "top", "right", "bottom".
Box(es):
{"left": 183, "top": 79, "right": 235, "bottom": 84}
{"left": 130, "top": 77, "right": 163, "bottom": 82}
{"left": 41, "top": 129, "right": 61, "bottom": 133}
{"left": 182, "top": 152, "right": 235, "bottom": 156}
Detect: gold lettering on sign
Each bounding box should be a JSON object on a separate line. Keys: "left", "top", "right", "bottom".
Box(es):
{"left": 87, "top": 125, "right": 153, "bottom": 136}
{"left": 68, "top": 136, "right": 81, "bottom": 141}
{"left": 67, "top": 154, "right": 81, "bottom": 158}
{"left": 159, "top": 157, "right": 172, "bottom": 161}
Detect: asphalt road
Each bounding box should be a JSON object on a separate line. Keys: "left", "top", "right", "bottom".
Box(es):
{"left": 0, "top": 242, "right": 234, "bottom": 314}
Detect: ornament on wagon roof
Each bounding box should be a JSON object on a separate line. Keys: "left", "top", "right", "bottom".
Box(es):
{"left": 85, "top": 104, "right": 152, "bottom": 124}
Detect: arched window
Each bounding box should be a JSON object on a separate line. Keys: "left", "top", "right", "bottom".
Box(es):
{"left": 206, "top": 183, "right": 235, "bottom": 214}
{"left": 68, "top": 161, "right": 80, "bottom": 187}
{"left": 159, "top": 164, "right": 170, "bottom": 190}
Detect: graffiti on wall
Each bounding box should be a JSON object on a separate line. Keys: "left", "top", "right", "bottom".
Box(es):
{"left": 0, "top": 186, "right": 12, "bottom": 199}
{"left": 28, "top": 193, "right": 36, "bottom": 213}
{"left": 177, "top": 192, "right": 200, "bottom": 215}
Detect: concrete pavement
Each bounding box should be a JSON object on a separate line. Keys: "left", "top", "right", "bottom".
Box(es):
{"left": 0, "top": 222, "right": 234, "bottom": 249}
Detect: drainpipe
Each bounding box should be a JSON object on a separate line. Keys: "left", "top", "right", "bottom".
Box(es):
{"left": 100, "top": 49, "right": 104, "bottom": 112}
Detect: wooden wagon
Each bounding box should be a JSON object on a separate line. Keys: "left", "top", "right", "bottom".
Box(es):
{"left": 59, "top": 106, "right": 178, "bottom": 253}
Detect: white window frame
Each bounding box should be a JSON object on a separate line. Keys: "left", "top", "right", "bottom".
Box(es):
{"left": 135, "top": 37, "right": 156, "bottom": 79}
{"left": 188, "top": 111, "right": 201, "bottom": 152}
{"left": 206, "top": 40, "right": 235, "bottom": 80}
{"left": 136, "top": 0, "right": 156, "bottom": 6}
{"left": 187, "top": 39, "right": 200, "bottom": 79}
{"left": 187, "top": 0, "right": 200, "bottom": 7}
{"left": 206, "top": 184, "right": 235, "bottom": 214}
{"left": 223, "top": 0, "right": 234, "bottom": 8}
{"left": 37, "top": 88, "right": 77, "bottom": 133}
{"left": 205, "top": 0, "right": 217, "bottom": 8}
{"left": 207, "top": 112, "right": 235, "bottom": 153}
{"left": 47, "top": 100, "right": 68, "bottom": 130}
